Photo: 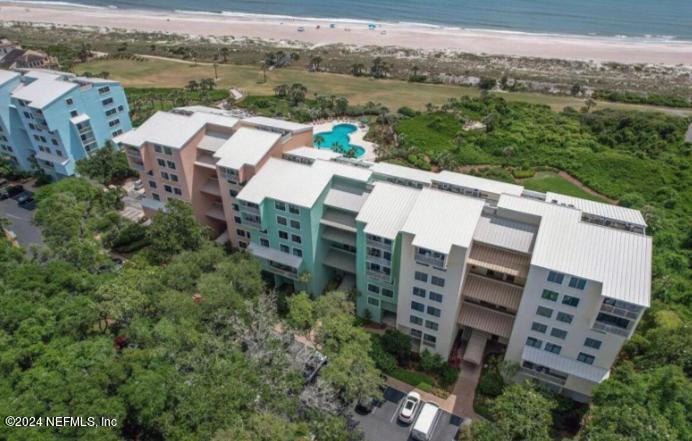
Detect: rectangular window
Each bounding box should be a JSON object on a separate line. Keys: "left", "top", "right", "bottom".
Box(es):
{"left": 431, "top": 276, "right": 445, "bottom": 287}
{"left": 547, "top": 271, "right": 565, "bottom": 284}
{"left": 170, "top": 174, "right": 178, "bottom": 182}
{"left": 160, "top": 171, "right": 169, "bottom": 179}
{"left": 277, "top": 216, "right": 287, "bottom": 226}
{"left": 102, "top": 98, "right": 114, "bottom": 106}
{"left": 423, "top": 334, "right": 436, "bottom": 345}
{"left": 368, "top": 284, "right": 380, "bottom": 294}
{"left": 98, "top": 86, "right": 111, "bottom": 94}
{"left": 556, "top": 312, "right": 574, "bottom": 324}
{"left": 411, "top": 301, "right": 425, "bottom": 312}
{"left": 108, "top": 118, "right": 120, "bottom": 127}
{"left": 290, "top": 220, "right": 300, "bottom": 229}
{"left": 293, "top": 248, "right": 302, "bottom": 257}
{"left": 410, "top": 315, "right": 423, "bottom": 326}
{"left": 427, "top": 306, "right": 441, "bottom": 317}
{"left": 429, "top": 292, "right": 443, "bottom": 303}
{"left": 412, "top": 287, "right": 426, "bottom": 298}
{"left": 173, "top": 188, "right": 182, "bottom": 196}
{"left": 70, "top": 110, "right": 78, "bottom": 118}
{"left": 148, "top": 180, "right": 157, "bottom": 189}
{"left": 166, "top": 161, "right": 176, "bottom": 169}
{"left": 236, "top": 229, "right": 245, "bottom": 238}
{"left": 550, "top": 328, "right": 568, "bottom": 340}
{"left": 163, "top": 147, "right": 173, "bottom": 156}
{"left": 411, "top": 329, "right": 422, "bottom": 339}
{"left": 544, "top": 343, "right": 562, "bottom": 354}
{"left": 425, "top": 320, "right": 439, "bottom": 331}
{"left": 536, "top": 306, "right": 553, "bottom": 318}
{"left": 414, "top": 271, "right": 428, "bottom": 282}
{"left": 577, "top": 353, "right": 595, "bottom": 365}
{"left": 531, "top": 322, "right": 547, "bottom": 333}
{"left": 291, "top": 234, "right": 302, "bottom": 244}
{"left": 584, "top": 338, "right": 602, "bottom": 350}
{"left": 65, "top": 98, "right": 74, "bottom": 106}
{"left": 278, "top": 231, "right": 288, "bottom": 240}
{"left": 562, "top": 295, "right": 580, "bottom": 307}
{"left": 260, "top": 238, "right": 269, "bottom": 247}
{"left": 152, "top": 193, "right": 160, "bottom": 201}
{"left": 382, "top": 288, "right": 394, "bottom": 298}
{"left": 157, "top": 159, "right": 166, "bottom": 167}
{"left": 541, "top": 289, "right": 559, "bottom": 302}
{"left": 234, "top": 216, "right": 242, "bottom": 224}
{"left": 367, "top": 297, "right": 379, "bottom": 306}
{"left": 280, "top": 244, "right": 290, "bottom": 253}
{"left": 275, "top": 201, "right": 286, "bottom": 211}
{"left": 526, "top": 337, "right": 542, "bottom": 348}
{"left": 569, "top": 277, "right": 587, "bottom": 290}
{"left": 289, "top": 205, "right": 300, "bottom": 214}
{"left": 229, "top": 190, "right": 238, "bottom": 198}
{"left": 164, "top": 185, "right": 172, "bottom": 193}
{"left": 596, "top": 313, "right": 630, "bottom": 330}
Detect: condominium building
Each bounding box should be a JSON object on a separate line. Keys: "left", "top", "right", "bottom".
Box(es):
{"left": 121, "top": 109, "right": 651, "bottom": 402}
{"left": 0, "top": 69, "right": 131, "bottom": 177}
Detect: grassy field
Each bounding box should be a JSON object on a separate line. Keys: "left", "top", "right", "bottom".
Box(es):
{"left": 74, "top": 58, "right": 692, "bottom": 115}
{"left": 521, "top": 172, "right": 609, "bottom": 202}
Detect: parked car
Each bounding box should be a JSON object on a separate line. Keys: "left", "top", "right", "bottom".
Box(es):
{"left": 0, "top": 184, "right": 24, "bottom": 200}
{"left": 398, "top": 391, "right": 421, "bottom": 424}
{"left": 15, "top": 191, "right": 33, "bottom": 205}
{"left": 19, "top": 197, "right": 36, "bottom": 210}
{"left": 134, "top": 179, "right": 144, "bottom": 191}
{"left": 411, "top": 402, "right": 440, "bottom": 441}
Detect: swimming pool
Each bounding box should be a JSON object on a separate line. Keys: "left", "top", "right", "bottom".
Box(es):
{"left": 314, "top": 123, "right": 365, "bottom": 158}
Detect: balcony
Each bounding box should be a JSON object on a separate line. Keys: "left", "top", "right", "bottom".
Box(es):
{"left": 367, "top": 268, "right": 391, "bottom": 282}
{"left": 457, "top": 302, "right": 515, "bottom": 339}
{"left": 131, "top": 161, "right": 145, "bottom": 172}
{"left": 366, "top": 236, "right": 393, "bottom": 250}
{"left": 365, "top": 254, "right": 392, "bottom": 267}
{"left": 414, "top": 253, "right": 446, "bottom": 268}
{"left": 125, "top": 148, "right": 142, "bottom": 160}
{"left": 322, "top": 226, "right": 356, "bottom": 247}
{"left": 467, "top": 244, "right": 530, "bottom": 279}
{"left": 242, "top": 203, "right": 260, "bottom": 215}
{"left": 241, "top": 213, "right": 262, "bottom": 229}
{"left": 194, "top": 153, "right": 217, "bottom": 169}
{"left": 324, "top": 248, "right": 356, "bottom": 274}
{"left": 248, "top": 243, "right": 302, "bottom": 279}
{"left": 461, "top": 273, "right": 523, "bottom": 312}
{"left": 205, "top": 203, "right": 226, "bottom": 221}
{"left": 320, "top": 209, "right": 357, "bottom": 233}
{"left": 200, "top": 178, "right": 222, "bottom": 197}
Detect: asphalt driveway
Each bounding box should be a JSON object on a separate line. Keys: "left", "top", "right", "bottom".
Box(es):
{"left": 351, "top": 387, "right": 463, "bottom": 441}
{"left": 1, "top": 189, "right": 43, "bottom": 248}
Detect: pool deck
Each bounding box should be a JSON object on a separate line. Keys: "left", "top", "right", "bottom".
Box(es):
{"left": 311, "top": 120, "right": 377, "bottom": 160}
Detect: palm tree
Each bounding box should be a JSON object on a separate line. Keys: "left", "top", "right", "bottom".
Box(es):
{"left": 273, "top": 84, "right": 289, "bottom": 98}
{"left": 220, "top": 47, "right": 230, "bottom": 63}
{"left": 313, "top": 134, "right": 325, "bottom": 146}
{"left": 584, "top": 98, "right": 597, "bottom": 112}
{"left": 289, "top": 83, "right": 308, "bottom": 106}
{"left": 350, "top": 63, "right": 365, "bottom": 77}
{"left": 309, "top": 55, "right": 323, "bottom": 72}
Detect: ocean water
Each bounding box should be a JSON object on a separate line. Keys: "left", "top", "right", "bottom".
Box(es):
{"left": 16, "top": 0, "right": 692, "bottom": 40}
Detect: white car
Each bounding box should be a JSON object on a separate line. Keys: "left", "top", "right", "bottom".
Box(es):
{"left": 398, "top": 391, "right": 421, "bottom": 424}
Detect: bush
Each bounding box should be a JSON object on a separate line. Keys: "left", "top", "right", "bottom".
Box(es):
{"left": 438, "top": 363, "right": 460, "bottom": 387}
{"left": 104, "top": 221, "right": 147, "bottom": 250}
{"left": 34, "top": 173, "right": 54, "bottom": 187}
{"left": 477, "top": 357, "right": 506, "bottom": 398}
{"left": 380, "top": 329, "right": 412, "bottom": 363}
{"left": 420, "top": 349, "right": 445, "bottom": 373}
{"left": 397, "top": 106, "right": 417, "bottom": 117}
{"left": 511, "top": 168, "right": 535, "bottom": 179}
{"left": 370, "top": 339, "right": 397, "bottom": 374}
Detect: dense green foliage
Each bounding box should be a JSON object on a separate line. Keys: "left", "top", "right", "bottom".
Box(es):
{"left": 76, "top": 142, "right": 137, "bottom": 185}
{"left": 0, "top": 180, "right": 370, "bottom": 440}
{"left": 593, "top": 90, "right": 692, "bottom": 108}
{"left": 125, "top": 87, "right": 230, "bottom": 126}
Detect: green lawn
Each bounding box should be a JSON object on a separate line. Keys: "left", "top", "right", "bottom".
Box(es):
{"left": 522, "top": 172, "right": 609, "bottom": 202}
{"left": 74, "top": 58, "right": 692, "bottom": 115}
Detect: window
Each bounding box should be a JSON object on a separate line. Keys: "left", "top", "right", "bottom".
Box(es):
{"left": 148, "top": 180, "right": 157, "bottom": 189}
{"left": 569, "top": 277, "right": 587, "bottom": 290}
{"left": 368, "top": 284, "right": 380, "bottom": 294}
{"left": 577, "top": 353, "right": 595, "bottom": 365}
{"left": 423, "top": 334, "right": 436, "bottom": 346}
{"left": 163, "top": 147, "right": 173, "bottom": 156}
{"left": 289, "top": 205, "right": 300, "bottom": 214}
{"left": 291, "top": 234, "right": 302, "bottom": 244}
{"left": 102, "top": 98, "right": 114, "bottom": 106}
{"left": 166, "top": 161, "right": 176, "bottom": 169}
{"left": 164, "top": 185, "right": 172, "bottom": 193}
{"left": 584, "top": 338, "right": 602, "bottom": 350}
{"left": 367, "top": 297, "right": 379, "bottom": 306}
{"left": 157, "top": 159, "right": 166, "bottom": 167}
{"left": 234, "top": 216, "right": 242, "bottom": 224}
{"left": 236, "top": 229, "right": 246, "bottom": 238}
{"left": 544, "top": 343, "right": 562, "bottom": 354}
{"left": 596, "top": 313, "right": 630, "bottom": 330}
{"left": 531, "top": 322, "right": 548, "bottom": 333}
{"left": 536, "top": 306, "right": 553, "bottom": 318}
{"left": 382, "top": 288, "right": 394, "bottom": 298}
{"left": 290, "top": 220, "right": 300, "bottom": 229}
{"left": 108, "top": 118, "right": 120, "bottom": 127}
{"left": 429, "top": 292, "right": 443, "bottom": 303}
{"left": 173, "top": 188, "right": 182, "bottom": 196}
{"left": 160, "top": 171, "right": 169, "bottom": 179}
{"left": 275, "top": 201, "right": 286, "bottom": 211}
{"left": 278, "top": 231, "right": 288, "bottom": 240}
{"left": 431, "top": 276, "right": 445, "bottom": 287}
{"left": 152, "top": 193, "right": 160, "bottom": 201}
{"left": 293, "top": 248, "right": 302, "bottom": 257}
{"left": 550, "top": 328, "right": 568, "bottom": 340}
{"left": 526, "top": 337, "right": 542, "bottom": 348}
{"left": 541, "top": 289, "right": 559, "bottom": 302}
{"left": 427, "top": 306, "right": 441, "bottom": 317}
{"left": 280, "top": 244, "right": 290, "bottom": 253}
{"left": 562, "top": 295, "right": 580, "bottom": 307}
{"left": 277, "top": 216, "right": 287, "bottom": 226}
{"left": 65, "top": 98, "right": 74, "bottom": 106}
{"left": 260, "top": 238, "right": 269, "bottom": 247}
{"left": 547, "top": 271, "right": 565, "bottom": 284}
{"left": 412, "top": 287, "right": 426, "bottom": 298}
{"left": 51, "top": 138, "right": 58, "bottom": 146}
{"left": 70, "top": 110, "right": 78, "bottom": 118}
{"left": 98, "top": 86, "right": 110, "bottom": 94}
{"left": 424, "top": 320, "right": 438, "bottom": 331}
{"left": 238, "top": 242, "right": 247, "bottom": 249}
{"left": 411, "top": 301, "right": 425, "bottom": 312}
{"left": 410, "top": 315, "right": 423, "bottom": 326}
{"left": 414, "top": 271, "right": 428, "bottom": 282}
{"left": 232, "top": 204, "right": 240, "bottom": 211}
{"left": 170, "top": 174, "right": 178, "bottom": 182}
{"left": 556, "top": 312, "right": 574, "bottom": 324}
{"left": 411, "top": 329, "right": 422, "bottom": 339}
{"left": 229, "top": 190, "right": 238, "bottom": 197}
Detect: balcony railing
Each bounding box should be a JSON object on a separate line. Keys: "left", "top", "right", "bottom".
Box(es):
{"left": 366, "top": 255, "right": 392, "bottom": 267}
{"left": 366, "top": 237, "right": 393, "bottom": 250}
{"left": 367, "top": 269, "right": 391, "bottom": 282}
{"left": 520, "top": 367, "right": 567, "bottom": 386}
{"left": 131, "top": 161, "right": 145, "bottom": 172}
{"left": 592, "top": 321, "right": 630, "bottom": 338}
{"left": 415, "top": 254, "right": 446, "bottom": 268}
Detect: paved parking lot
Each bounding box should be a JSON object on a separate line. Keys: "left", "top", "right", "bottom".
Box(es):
{"left": 1, "top": 189, "right": 42, "bottom": 248}
{"left": 351, "top": 387, "right": 463, "bottom": 441}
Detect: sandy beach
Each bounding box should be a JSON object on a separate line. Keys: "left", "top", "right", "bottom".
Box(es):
{"left": 1, "top": 2, "right": 691, "bottom": 65}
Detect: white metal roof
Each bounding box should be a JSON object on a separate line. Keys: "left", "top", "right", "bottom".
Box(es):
{"left": 499, "top": 195, "right": 652, "bottom": 307}
{"left": 243, "top": 116, "right": 312, "bottom": 133}
{"left": 237, "top": 158, "right": 333, "bottom": 208}
{"left": 356, "top": 182, "right": 420, "bottom": 240}
{"left": 370, "top": 161, "right": 436, "bottom": 185}
{"left": 11, "top": 75, "right": 77, "bottom": 108}
{"left": 0, "top": 69, "right": 19, "bottom": 86}
{"left": 433, "top": 170, "right": 524, "bottom": 197}
{"left": 284, "top": 146, "right": 342, "bottom": 161}
{"left": 214, "top": 127, "right": 281, "bottom": 169}
{"left": 197, "top": 132, "right": 231, "bottom": 152}
{"left": 473, "top": 215, "right": 537, "bottom": 254}
{"left": 402, "top": 188, "right": 484, "bottom": 254}
{"left": 522, "top": 346, "right": 609, "bottom": 383}
{"left": 312, "top": 159, "right": 372, "bottom": 183}
{"left": 324, "top": 187, "right": 368, "bottom": 213}
{"left": 545, "top": 192, "right": 646, "bottom": 226}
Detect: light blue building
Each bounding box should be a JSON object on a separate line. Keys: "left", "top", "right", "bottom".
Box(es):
{"left": 0, "top": 69, "right": 131, "bottom": 177}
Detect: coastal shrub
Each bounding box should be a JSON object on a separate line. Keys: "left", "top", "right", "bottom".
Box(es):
{"left": 477, "top": 356, "right": 505, "bottom": 398}
{"left": 380, "top": 329, "right": 412, "bottom": 363}
{"left": 511, "top": 168, "right": 535, "bottom": 179}
{"left": 370, "top": 338, "right": 397, "bottom": 374}
{"left": 438, "top": 364, "right": 460, "bottom": 387}
{"left": 420, "top": 349, "right": 445, "bottom": 373}
{"left": 397, "top": 106, "right": 417, "bottom": 117}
